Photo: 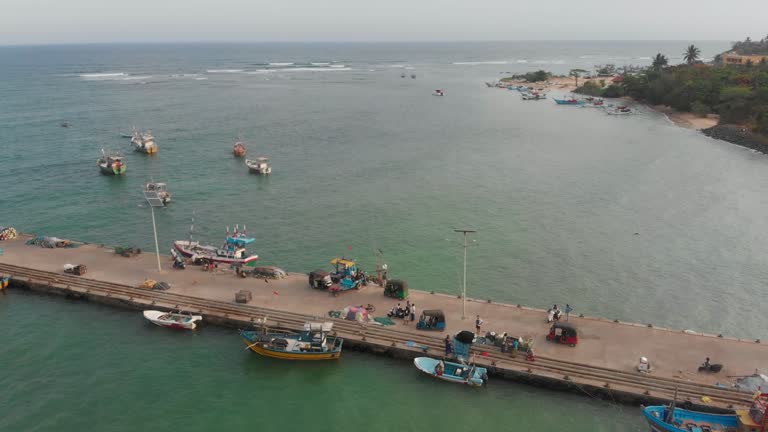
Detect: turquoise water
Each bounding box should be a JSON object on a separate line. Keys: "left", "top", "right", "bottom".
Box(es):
{"left": 0, "top": 291, "right": 643, "bottom": 432}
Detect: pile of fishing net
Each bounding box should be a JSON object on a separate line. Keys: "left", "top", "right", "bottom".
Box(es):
{"left": 26, "top": 235, "right": 74, "bottom": 248}
{"left": 0, "top": 226, "right": 17, "bottom": 241}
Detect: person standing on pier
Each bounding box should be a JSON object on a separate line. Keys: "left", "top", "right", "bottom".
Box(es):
{"left": 444, "top": 335, "right": 453, "bottom": 358}
{"left": 410, "top": 304, "right": 416, "bottom": 325}
{"left": 475, "top": 315, "right": 483, "bottom": 334}
{"left": 565, "top": 304, "right": 573, "bottom": 321}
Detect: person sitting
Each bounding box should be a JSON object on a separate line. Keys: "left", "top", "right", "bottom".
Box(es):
{"left": 703, "top": 357, "right": 711, "bottom": 368}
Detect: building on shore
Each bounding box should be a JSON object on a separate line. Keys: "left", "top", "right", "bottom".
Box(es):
{"left": 721, "top": 52, "right": 768, "bottom": 65}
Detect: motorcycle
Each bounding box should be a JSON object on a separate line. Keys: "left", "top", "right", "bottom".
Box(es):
{"left": 698, "top": 363, "right": 723, "bottom": 373}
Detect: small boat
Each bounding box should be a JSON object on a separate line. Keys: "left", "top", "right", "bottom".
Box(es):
{"left": 143, "top": 310, "right": 203, "bottom": 330}
{"left": 410, "top": 74, "right": 416, "bottom": 79}
{"left": 245, "top": 157, "right": 272, "bottom": 175}
{"left": 401, "top": 73, "right": 406, "bottom": 78}
{"left": 144, "top": 182, "right": 171, "bottom": 205}
{"left": 173, "top": 226, "right": 259, "bottom": 266}
{"left": 61, "top": 122, "right": 71, "bottom": 128}
{"left": 240, "top": 321, "right": 343, "bottom": 360}
{"left": 607, "top": 107, "right": 634, "bottom": 115}
{"left": 97, "top": 149, "right": 126, "bottom": 175}
{"left": 521, "top": 92, "right": 547, "bottom": 100}
{"left": 432, "top": 89, "right": 445, "bottom": 96}
{"left": 233, "top": 140, "right": 246, "bottom": 158}
{"left": 413, "top": 357, "right": 488, "bottom": 387}
{"left": 553, "top": 97, "right": 585, "bottom": 105}
{"left": 642, "top": 391, "right": 767, "bottom": 432}
{"left": 131, "top": 127, "right": 158, "bottom": 154}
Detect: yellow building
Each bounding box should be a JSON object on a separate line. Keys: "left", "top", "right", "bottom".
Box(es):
{"left": 722, "top": 52, "right": 768, "bottom": 65}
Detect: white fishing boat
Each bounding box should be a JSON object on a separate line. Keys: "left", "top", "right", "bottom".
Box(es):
{"left": 144, "top": 182, "right": 171, "bottom": 205}
{"left": 131, "top": 127, "right": 158, "bottom": 154}
{"left": 521, "top": 92, "right": 547, "bottom": 100}
{"left": 413, "top": 357, "right": 488, "bottom": 387}
{"left": 432, "top": 89, "right": 445, "bottom": 96}
{"left": 143, "top": 310, "right": 203, "bottom": 330}
{"left": 245, "top": 157, "right": 272, "bottom": 175}
{"left": 173, "top": 226, "right": 259, "bottom": 266}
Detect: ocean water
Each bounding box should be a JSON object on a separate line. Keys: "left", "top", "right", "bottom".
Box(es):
{"left": 1, "top": 40, "right": 764, "bottom": 430}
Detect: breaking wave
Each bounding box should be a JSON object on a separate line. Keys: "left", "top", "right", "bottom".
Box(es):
{"left": 80, "top": 72, "right": 126, "bottom": 79}
{"left": 206, "top": 69, "right": 244, "bottom": 73}
{"left": 452, "top": 60, "right": 508, "bottom": 65}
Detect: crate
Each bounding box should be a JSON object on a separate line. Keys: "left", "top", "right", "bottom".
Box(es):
{"left": 235, "top": 290, "right": 253, "bottom": 304}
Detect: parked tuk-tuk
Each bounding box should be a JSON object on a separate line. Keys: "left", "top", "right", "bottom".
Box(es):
{"left": 546, "top": 322, "right": 578, "bottom": 347}
{"left": 416, "top": 310, "right": 446, "bottom": 331}
{"left": 309, "top": 270, "right": 332, "bottom": 290}
{"left": 384, "top": 279, "right": 409, "bottom": 299}
{"left": 330, "top": 258, "right": 364, "bottom": 290}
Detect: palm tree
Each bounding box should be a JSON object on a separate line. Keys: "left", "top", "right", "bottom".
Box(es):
{"left": 651, "top": 53, "right": 668, "bottom": 71}
{"left": 683, "top": 45, "right": 701, "bottom": 65}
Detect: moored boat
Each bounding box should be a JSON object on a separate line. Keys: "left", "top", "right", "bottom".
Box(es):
{"left": 173, "top": 226, "right": 259, "bottom": 266}
{"left": 521, "top": 91, "right": 547, "bottom": 100}
{"left": 245, "top": 157, "right": 272, "bottom": 175}
{"left": 413, "top": 357, "right": 488, "bottom": 387}
{"left": 131, "top": 127, "right": 158, "bottom": 154}
{"left": 607, "top": 107, "right": 634, "bottom": 115}
{"left": 553, "top": 97, "right": 585, "bottom": 105}
{"left": 143, "top": 310, "right": 203, "bottom": 330}
{"left": 144, "top": 182, "right": 171, "bottom": 205}
{"left": 240, "top": 321, "right": 343, "bottom": 360}
{"left": 432, "top": 89, "right": 445, "bottom": 96}
{"left": 233, "top": 140, "right": 246, "bottom": 157}
{"left": 642, "top": 392, "right": 767, "bottom": 432}
{"left": 97, "top": 150, "right": 126, "bottom": 175}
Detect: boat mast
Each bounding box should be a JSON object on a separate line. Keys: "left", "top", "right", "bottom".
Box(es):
{"left": 665, "top": 385, "right": 678, "bottom": 423}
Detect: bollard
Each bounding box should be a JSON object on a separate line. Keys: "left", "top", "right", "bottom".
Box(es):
{"left": 391, "top": 342, "right": 396, "bottom": 347}
{"left": 604, "top": 383, "right": 611, "bottom": 388}
{"left": 644, "top": 390, "right": 650, "bottom": 395}
{"left": 563, "top": 375, "right": 571, "bottom": 381}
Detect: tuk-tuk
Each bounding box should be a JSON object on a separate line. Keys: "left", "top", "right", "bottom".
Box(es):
{"left": 384, "top": 279, "right": 409, "bottom": 299}
{"left": 309, "top": 270, "right": 332, "bottom": 290}
{"left": 546, "top": 322, "right": 578, "bottom": 346}
{"left": 416, "top": 310, "right": 446, "bottom": 331}
{"left": 330, "top": 258, "right": 363, "bottom": 289}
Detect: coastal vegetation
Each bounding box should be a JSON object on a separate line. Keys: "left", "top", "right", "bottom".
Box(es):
{"left": 731, "top": 36, "right": 768, "bottom": 55}
{"left": 574, "top": 37, "right": 768, "bottom": 135}
{"left": 501, "top": 70, "right": 551, "bottom": 82}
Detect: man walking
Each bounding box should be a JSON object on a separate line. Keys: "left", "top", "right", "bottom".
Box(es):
{"left": 444, "top": 335, "right": 453, "bottom": 358}
{"left": 565, "top": 304, "right": 573, "bottom": 321}
{"left": 475, "top": 315, "right": 483, "bottom": 334}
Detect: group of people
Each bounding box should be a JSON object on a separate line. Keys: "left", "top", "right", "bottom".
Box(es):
{"left": 546, "top": 304, "right": 573, "bottom": 323}
{"left": 387, "top": 300, "right": 417, "bottom": 324}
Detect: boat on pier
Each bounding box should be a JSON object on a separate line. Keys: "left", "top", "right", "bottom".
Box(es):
{"left": 240, "top": 321, "right": 343, "bottom": 360}
{"left": 173, "top": 227, "right": 259, "bottom": 266}
{"left": 642, "top": 391, "right": 767, "bottom": 432}
{"left": 143, "top": 310, "right": 203, "bottom": 330}
{"left": 413, "top": 357, "right": 488, "bottom": 387}
{"left": 97, "top": 150, "right": 126, "bottom": 175}
{"left": 131, "top": 128, "right": 158, "bottom": 154}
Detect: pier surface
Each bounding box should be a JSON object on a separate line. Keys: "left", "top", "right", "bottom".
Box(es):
{"left": 1, "top": 235, "right": 765, "bottom": 409}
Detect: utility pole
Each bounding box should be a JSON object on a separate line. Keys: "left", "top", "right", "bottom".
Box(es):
{"left": 454, "top": 229, "right": 476, "bottom": 319}
{"left": 143, "top": 186, "right": 165, "bottom": 272}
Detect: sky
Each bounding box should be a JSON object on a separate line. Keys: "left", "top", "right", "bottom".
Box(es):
{"left": 1, "top": 0, "right": 767, "bottom": 45}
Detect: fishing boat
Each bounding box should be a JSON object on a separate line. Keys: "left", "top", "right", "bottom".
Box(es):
{"left": 233, "top": 139, "right": 246, "bottom": 157}
{"left": 413, "top": 357, "right": 488, "bottom": 387}
{"left": 642, "top": 392, "right": 767, "bottom": 432}
{"left": 131, "top": 127, "right": 158, "bottom": 154}
{"left": 432, "top": 89, "right": 445, "bottom": 96}
{"left": 607, "top": 107, "right": 634, "bottom": 115}
{"left": 553, "top": 97, "right": 585, "bottom": 105}
{"left": 143, "top": 310, "right": 203, "bottom": 330}
{"left": 97, "top": 149, "right": 126, "bottom": 175}
{"left": 240, "top": 321, "right": 343, "bottom": 360}
{"left": 521, "top": 92, "right": 547, "bottom": 100}
{"left": 144, "top": 182, "right": 171, "bottom": 205}
{"left": 173, "top": 226, "right": 259, "bottom": 265}
{"left": 245, "top": 157, "right": 272, "bottom": 175}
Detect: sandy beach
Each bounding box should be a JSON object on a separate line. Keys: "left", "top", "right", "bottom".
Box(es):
{"left": 653, "top": 105, "right": 719, "bottom": 130}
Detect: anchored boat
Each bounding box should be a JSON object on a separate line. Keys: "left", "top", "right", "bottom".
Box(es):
{"left": 553, "top": 97, "right": 585, "bottom": 105}
{"left": 173, "top": 226, "right": 259, "bottom": 265}
{"left": 233, "top": 139, "right": 247, "bottom": 158}
{"left": 144, "top": 182, "right": 171, "bottom": 205}
{"left": 97, "top": 150, "right": 126, "bottom": 175}
{"left": 413, "top": 357, "right": 488, "bottom": 387}
{"left": 521, "top": 92, "right": 547, "bottom": 100}
{"left": 240, "top": 321, "right": 343, "bottom": 360}
{"left": 245, "top": 157, "right": 272, "bottom": 175}
{"left": 131, "top": 127, "right": 158, "bottom": 154}
{"left": 143, "top": 310, "right": 203, "bottom": 330}
{"left": 642, "top": 392, "right": 767, "bottom": 432}
{"left": 432, "top": 89, "right": 445, "bottom": 96}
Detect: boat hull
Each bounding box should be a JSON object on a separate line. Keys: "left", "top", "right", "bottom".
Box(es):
{"left": 143, "top": 310, "right": 202, "bottom": 330}
{"left": 173, "top": 241, "right": 259, "bottom": 265}
{"left": 99, "top": 164, "right": 126, "bottom": 175}
{"left": 413, "top": 357, "right": 487, "bottom": 387}
{"left": 242, "top": 338, "right": 342, "bottom": 360}
{"left": 641, "top": 406, "right": 738, "bottom": 432}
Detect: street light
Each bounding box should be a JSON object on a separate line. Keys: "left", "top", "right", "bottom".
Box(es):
{"left": 143, "top": 188, "right": 164, "bottom": 272}
{"left": 454, "top": 229, "right": 476, "bottom": 319}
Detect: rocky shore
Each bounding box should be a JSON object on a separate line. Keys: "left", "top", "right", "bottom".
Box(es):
{"left": 702, "top": 124, "right": 768, "bottom": 154}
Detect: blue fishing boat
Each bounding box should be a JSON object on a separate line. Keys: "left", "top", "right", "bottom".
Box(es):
{"left": 413, "top": 357, "right": 488, "bottom": 387}
{"left": 240, "top": 322, "right": 343, "bottom": 361}
{"left": 642, "top": 392, "right": 767, "bottom": 432}
{"left": 553, "top": 97, "right": 585, "bottom": 105}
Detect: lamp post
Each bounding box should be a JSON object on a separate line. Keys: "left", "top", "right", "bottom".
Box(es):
{"left": 143, "top": 188, "right": 164, "bottom": 272}
{"left": 454, "top": 229, "right": 476, "bottom": 319}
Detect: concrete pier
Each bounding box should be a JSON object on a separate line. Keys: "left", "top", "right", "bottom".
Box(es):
{"left": 1, "top": 235, "right": 765, "bottom": 410}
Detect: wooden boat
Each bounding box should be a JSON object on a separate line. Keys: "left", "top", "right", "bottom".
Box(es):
{"left": 233, "top": 140, "right": 246, "bottom": 157}
{"left": 607, "top": 107, "right": 634, "bottom": 115}
{"left": 521, "top": 92, "right": 547, "bottom": 100}
{"left": 642, "top": 392, "right": 767, "bottom": 432}
{"left": 97, "top": 150, "right": 126, "bottom": 175}
{"left": 131, "top": 127, "right": 158, "bottom": 154}
{"left": 173, "top": 227, "right": 259, "bottom": 265}
{"left": 413, "top": 357, "right": 488, "bottom": 387}
{"left": 143, "top": 310, "right": 203, "bottom": 330}
{"left": 245, "top": 157, "right": 272, "bottom": 175}
{"left": 553, "top": 97, "right": 585, "bottom": 105}
{"left": 144, "top": 182, "right": 171, "bottom": 205}
{"left": 240, "top": 322, "right": 343, "bottom": 360}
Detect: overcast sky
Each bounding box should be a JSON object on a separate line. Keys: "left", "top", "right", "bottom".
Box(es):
{"left": 1, "top": 0, "right": 766, "bottom": 45}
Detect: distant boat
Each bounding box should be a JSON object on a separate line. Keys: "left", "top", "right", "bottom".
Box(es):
{"left": 131, "top": 127, "right": 158, "bottom": 154}
{"left": 642, "top": 392, "right": 767, "bottom": 432}
{"left": 607, "top": 107, "right": 634, "bottom": 115}
{"left": 233, "top": 140, "right": 246, "bottom": 158}
{"left": 245, "top": 157, "right": 272, "bottom": 175}
{"left": 521, "top": 92, "right": 547, "bottom": 100}
{"left": 119, "top": 132, "right": 133, "bottom": 138}
{"left": 401, "top": 73, "right": 406, "bottom": 78}
{"left": 240, "top": 321, "right": 344, "bottom": 360}
{"left": 432, "top": 89, "right": 445, "bottom": 96}
{"left": 553, "top": 97, "right": 585, "bottom": 105}
{"left": 413, "top": 357, "right": 488, "bottom": 387}
{"left": 144, "top": 182, "right": 171, "bottom": 205}
{"left": 143, "top": 310, "right": 202, "bottom": 330}
{"left": 411, "top": 74, "right": 416, "bottom": 79}
{"left": 97, "top": 149, "right": 126, "bottom": 175}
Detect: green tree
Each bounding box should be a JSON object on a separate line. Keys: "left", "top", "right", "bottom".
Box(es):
{"left": 683, "top": 45, "right": 701, "bottom": 65}
{"left": 569, "top": 69, "right": 588, "bottom": 87}
{"left": 651, "top": 53, "right": 668, "bottom": 71}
